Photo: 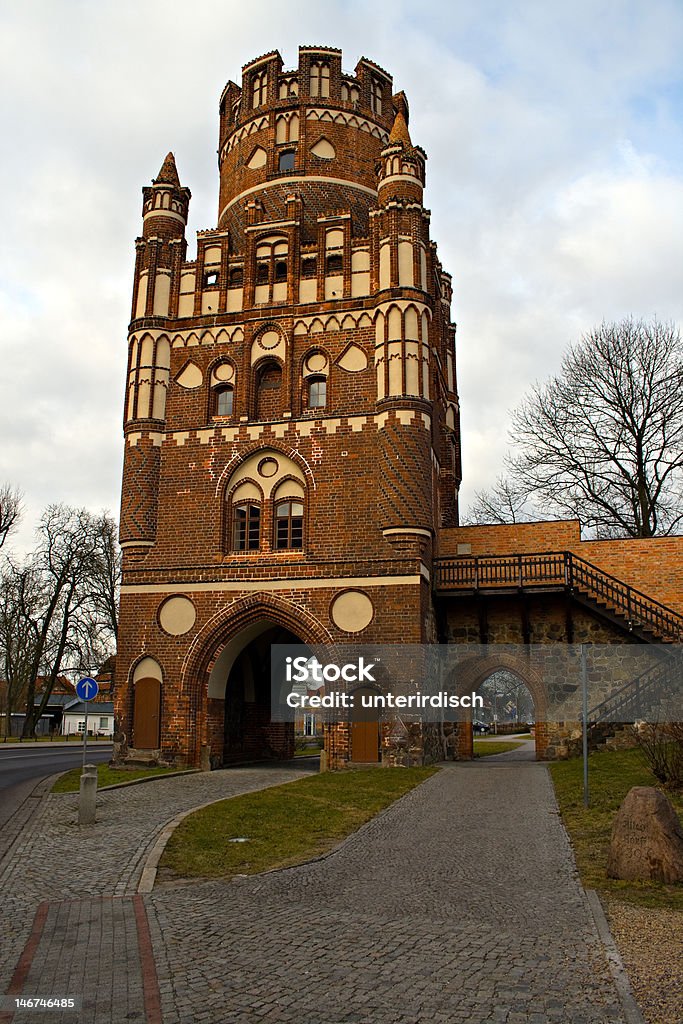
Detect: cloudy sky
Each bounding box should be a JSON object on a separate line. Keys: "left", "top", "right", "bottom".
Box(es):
{"left": 1, "top": 0, "right": 682, "bottom": 552}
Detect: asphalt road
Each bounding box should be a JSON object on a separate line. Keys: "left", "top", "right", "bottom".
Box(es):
{"left": 0, "top": 743, "right": 114, "bottom": 836}
{"left": 0, "top": 743, "right": 113, "bottom": 791}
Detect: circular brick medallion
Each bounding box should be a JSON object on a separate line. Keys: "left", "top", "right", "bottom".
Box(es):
{"left": 330, "top": 590, "right": 374, "bottom": 633}
{"left": 158, "top": 595, "right": 196, "bottom": 636}
{"left": 212, "top": 362, "right": 234, "bottom": 383}
{"left": 258, "top": 457, "right": 279, "bottom": 478}
{"left": 259, "top": 330, "right": 280, "bottom": 350}
{"left": 305, "top": 351, "right": 328, "bottom": 374}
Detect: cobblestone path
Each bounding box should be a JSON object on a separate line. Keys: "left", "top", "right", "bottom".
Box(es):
{"left": 149, "top": 763, "right": 629, "bottom": 1024}
{"left": 0, "top": 764, "right": 311, "bottom": 1024}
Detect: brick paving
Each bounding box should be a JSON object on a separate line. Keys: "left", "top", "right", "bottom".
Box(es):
{"left": 0, "top": 760, "right": 634, "bottom": 1023}
{"left": 150, "top": 763, "right": 628, "bottom": 1024}
{"left": 0, "top": 764, "right": 311, "bottom": 1024}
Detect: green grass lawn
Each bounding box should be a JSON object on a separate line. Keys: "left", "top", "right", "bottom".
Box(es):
{"left": 473, "top": 740, "right": 524, "bottom": 757}
{"left": 549, "top": 747, "right": 683, "bottom": 909}
{"left": 160, "top": 766, "right": 437, "bottom": 882}
{"left": 52, "top": 763, "right": 186, "bottom": 793}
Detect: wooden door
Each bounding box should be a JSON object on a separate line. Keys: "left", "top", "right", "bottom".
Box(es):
{"left": 351, "top": 687, "right": 380, "bottom": 762}
{"left": 133, "top": 678, "right": 161, "bottom": 749}
{"left": 351, "top": 719, "right": 380, "bottom": 762}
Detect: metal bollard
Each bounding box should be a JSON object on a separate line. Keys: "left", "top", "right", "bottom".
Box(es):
{"left": 78, "top": 763, "right": 98, "bottom": 825}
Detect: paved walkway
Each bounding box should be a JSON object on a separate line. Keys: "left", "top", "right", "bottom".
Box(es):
{"left": 476, "top": 734, "right": 537, "bottom": 761}
{"left": 0, "top": 761, "right": 634, "bottom": 1024}
{"left": 0, "top": 764, "right": 312, "bottom": 1024}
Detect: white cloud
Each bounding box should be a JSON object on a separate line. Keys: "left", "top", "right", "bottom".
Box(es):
{"left": 1, "top": 0, "right": 682, "bottom": 548}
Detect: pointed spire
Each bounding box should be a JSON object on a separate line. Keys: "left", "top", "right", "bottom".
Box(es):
{"left": 154, "top": 152, "right": 180, "bottom": 187}
{"left": 389, "top": 109, "right": 412, "bottom": 147}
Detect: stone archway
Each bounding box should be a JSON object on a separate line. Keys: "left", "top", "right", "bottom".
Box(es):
{"left": 180, "top": 592, "right": 334, "bottom": 767}
{"left": 446, "top": 652, "right": 550, "bottom": 761}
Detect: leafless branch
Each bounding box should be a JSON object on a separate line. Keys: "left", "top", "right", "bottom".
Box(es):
{"left": 468, "top": 318, "right": 683, "bottom": 537}
{"left": 0, "top": 484, "right": 22, "bottom": 550}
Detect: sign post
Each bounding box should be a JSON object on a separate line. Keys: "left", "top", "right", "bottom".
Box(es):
{"left": 76, "top": 677, "right": 99, "bottom": 770}
{"left": 581, "top": 646, "right": 589, "bottom": 809}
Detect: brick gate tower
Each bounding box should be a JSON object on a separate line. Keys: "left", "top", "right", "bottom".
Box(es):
{"left": 115, "top": 46, "right": 462, "bottom": 769}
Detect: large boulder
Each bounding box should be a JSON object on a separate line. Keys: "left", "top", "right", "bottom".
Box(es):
{"left": 607, "top": 786, "right": 683, "bottom": 884}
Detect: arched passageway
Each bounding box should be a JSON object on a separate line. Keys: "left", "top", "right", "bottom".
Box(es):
{"left": 217, "top": 623, "right": 304, "bottom": 764}
{"left": 181, "top": 593, "right": 333, "bottom": 768}
{"left": 446, "top": 653, "right": 549, "bottom": 761}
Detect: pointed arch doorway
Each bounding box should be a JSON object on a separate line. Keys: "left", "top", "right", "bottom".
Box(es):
{"left": 447, "top": 652, "right": 549, "bottom": 761}
{"left": 207, "top": 620, "right": 310, "bottom": 765}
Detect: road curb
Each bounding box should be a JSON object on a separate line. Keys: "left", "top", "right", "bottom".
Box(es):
{"left": 585, "top": 890, "right": 646, "bottom": 1024}
{"left": 137, "top": 771, "right": 310, "bottom": 893}
{"left": 50, "top": 768, "right": 200, "bottom": 794}
{"left": 0, "top": 773, "right": 62, "bottom": 868}
{"left": 138, "top": 765, "right": 441, "bottom": 894}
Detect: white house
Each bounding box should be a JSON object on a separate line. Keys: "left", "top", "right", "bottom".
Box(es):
{"left": 61, "top": 701, "right": 115, "bottom": 737}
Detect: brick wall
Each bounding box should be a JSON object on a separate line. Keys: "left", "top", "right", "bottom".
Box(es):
{"left": 440, "top": 522, "right": 683, "bottom": 614}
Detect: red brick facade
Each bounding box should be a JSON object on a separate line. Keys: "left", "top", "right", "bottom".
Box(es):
{"left": 115, "top": 46, "right": 680, "bottom": 770}
{"left": 439, "top": 522, "right": 683, "bottom": 616}
{"left": 116, "top": 46, "right": 459, "bottom": 769}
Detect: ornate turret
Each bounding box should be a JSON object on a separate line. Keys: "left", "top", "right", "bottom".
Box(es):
{"left": 131, "top": 154, "right": 192, "bottom": 322}
{"left": 377, "top": 96, "right": 426, "bottom": 207}
{"left": 141, "top": 153, "right": 191, "bottom": 240}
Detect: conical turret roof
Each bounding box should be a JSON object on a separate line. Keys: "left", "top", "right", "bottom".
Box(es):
{"left": 154, "top": 152, "right": 181, "bottom": 187}
{"left": 388, "top": 109, "right": 412, "bottom": 147}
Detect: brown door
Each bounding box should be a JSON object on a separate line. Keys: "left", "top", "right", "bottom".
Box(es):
{"left": 133, "top": 678, "right": 161, "bottom": 749}
{"left": 351, "top": 687, "right": 380, "bottom": 762}
{"left": 351, "top": 719, "right": 380, "bottom": 762}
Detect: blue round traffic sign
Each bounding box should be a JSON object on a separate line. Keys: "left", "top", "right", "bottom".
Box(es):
{"left": 76, "top": 677, "right": 99, "bottom": 702}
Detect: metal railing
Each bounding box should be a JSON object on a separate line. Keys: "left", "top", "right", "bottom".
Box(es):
{"left": 585, "top": 651, "right": 679, "bottom": 725}
{"left": 433, "top": 551, "right": 683, "bottom": 643}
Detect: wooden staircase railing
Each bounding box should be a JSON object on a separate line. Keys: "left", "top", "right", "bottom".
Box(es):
{"left": 433, "top": 551, "right": 683, "bottom": 643}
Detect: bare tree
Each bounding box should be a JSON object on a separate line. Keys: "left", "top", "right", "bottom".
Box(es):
{"left": 0, "top": 564, "right": 38, "bottom": 737}
{"left": 0, "top": 484, "right": 22, "bottom": 550}
{"left": 90, "top": 513, "right": 121, "bottom": 642}
{"left": 467, "top": 475, "right": 538, "bottom": 525}
{"left": 631, "top": 721, "right": 683, "bottom": 790}
{"left": 11, "top": 506, "right": 118, "bottom": 737}
{"left": 468, "top": 319, "right": 683, "bottom": 538}
{"left": 480, "top": 670, "right": 534, "bottom": 725}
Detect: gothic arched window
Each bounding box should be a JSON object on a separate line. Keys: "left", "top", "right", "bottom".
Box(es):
{"left": 213, "top": 385, "right": 234, "bottom": 417}
{"left": 308, "top": 377, "right": 327, "bottom": 409}
{"left": 254, "top": 238, "right": 288, "bottom": 304}
{"left": 370, "top": 78, "right": 383, "bottom": 115}
{"left": 252, "top": 71, "right": 268, "bottom": 108}
{"left": 233, "top": 503, "right": 261, "bottom": 551}
{"left": 309, "top": 62, "right": 330, "bottom": 98}
{"left": 275, "top": 501, "right": 304, "bottom": 549}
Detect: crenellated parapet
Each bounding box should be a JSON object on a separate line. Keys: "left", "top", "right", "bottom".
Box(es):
{"left": 120, "top": 46, "right": 462, "bottom": 584}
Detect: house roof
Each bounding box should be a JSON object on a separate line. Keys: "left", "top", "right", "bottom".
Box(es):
{"left": 64, "top": 701, "right": 115, "bottom": 716}
{"left": 33, "top": 694, "right": 79, "bottom": 708}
